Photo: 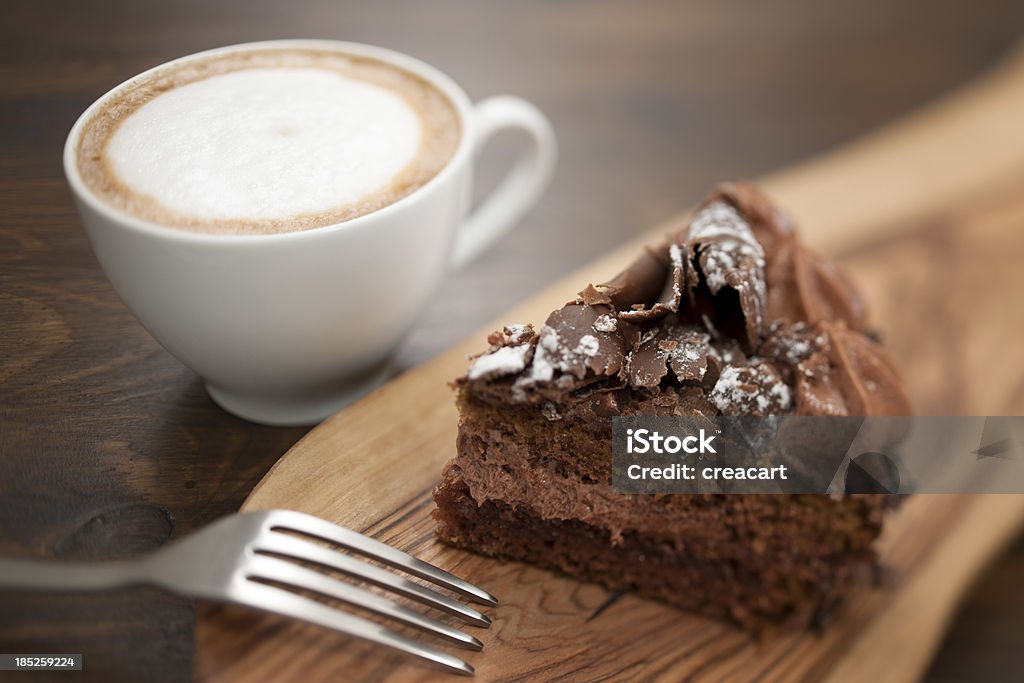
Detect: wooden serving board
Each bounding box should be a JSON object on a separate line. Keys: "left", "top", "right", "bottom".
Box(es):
{"left": 197, "top": 44, "right": 1024, "bottom": 682}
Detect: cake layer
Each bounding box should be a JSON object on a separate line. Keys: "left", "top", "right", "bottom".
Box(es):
{"left": 434, "top": 475, "right": 878, "bottom": 633}
{"left": 449, "top": 398, "right": 888, "bottom": 547}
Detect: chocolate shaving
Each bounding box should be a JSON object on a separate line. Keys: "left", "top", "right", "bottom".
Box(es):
{"left": 666, "top": 329, "right": 711, "bottom": 382}
{"left": 625, "top": 327, "right": 671, "bottom": 388}
{"left": 578, "top": 283, "right": 612, "bottom": 307}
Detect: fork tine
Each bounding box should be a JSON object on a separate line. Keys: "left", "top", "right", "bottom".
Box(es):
{"left": 247, "top": 555, "right": 483, "bottom": 650}
{"left": 256, "top": 532, "right": 491, "bottom": 628}
{"left": 264, "top": 510, "right": 497, "bottom": 606}
{"left": 231, "top": 582, "right": 474, "bottom": 676}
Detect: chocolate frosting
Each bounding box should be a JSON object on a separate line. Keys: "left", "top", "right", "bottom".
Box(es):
{"left": 461, "top": 182, "right": 910, "bottom": 417}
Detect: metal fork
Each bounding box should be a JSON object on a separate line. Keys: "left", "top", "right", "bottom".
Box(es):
{"left": 0, "top": 509, "right": 495, "bottom": 676}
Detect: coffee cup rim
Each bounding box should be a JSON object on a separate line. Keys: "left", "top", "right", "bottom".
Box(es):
{"left": 63, "top": 39, "right": 476, "bottom": 244}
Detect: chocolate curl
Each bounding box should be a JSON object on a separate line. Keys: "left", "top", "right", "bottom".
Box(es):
{"left": 685, "top": 201, "right": 768, "bottom": 349}
{"left": 705, "top": 180, "right": 793, "bottom": 253}
{"left": 590, "top": 244, "right": 669, "bottom": 311}
{"left": 617, "top": 241, "right": 694, "bottom": 323}
{"left": 711, "top": 181, "right": 867, "bottom": 332}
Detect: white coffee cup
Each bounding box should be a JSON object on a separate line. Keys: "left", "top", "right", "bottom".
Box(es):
{"left": 63, "top": 40, "right": 556, "bottom": 426}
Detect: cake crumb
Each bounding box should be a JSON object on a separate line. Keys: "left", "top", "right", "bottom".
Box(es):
{"left": 541, "top": 402, "right": 562, "bottom": 421}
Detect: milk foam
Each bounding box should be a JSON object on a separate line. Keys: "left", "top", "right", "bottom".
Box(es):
{"left": 106, "top": 68, "right": 423, "bottom": 221}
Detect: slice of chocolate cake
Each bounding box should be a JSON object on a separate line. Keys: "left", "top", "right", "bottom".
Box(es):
{"left": 433, "top": 182, "right": 911, "bottom": 632}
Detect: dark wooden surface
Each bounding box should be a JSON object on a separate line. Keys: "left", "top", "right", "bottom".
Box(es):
{"left": 1, "top": 1, "right": 1023, "bottom": 681}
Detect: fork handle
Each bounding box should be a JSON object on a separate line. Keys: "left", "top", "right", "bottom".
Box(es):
{"left": 0, "top": 557, "right": 144, "bottom": 591}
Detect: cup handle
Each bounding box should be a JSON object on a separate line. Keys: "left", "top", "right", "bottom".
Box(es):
{"left": 450, "top": 96, "right": 556, "bottom": 269}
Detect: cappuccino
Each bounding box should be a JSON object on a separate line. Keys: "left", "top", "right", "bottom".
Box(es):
{"left": 76, "top": 47, "right": 461, "bottom": 235}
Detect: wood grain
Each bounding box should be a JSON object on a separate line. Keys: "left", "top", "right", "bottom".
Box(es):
{"left": 3, "top": 1, "right": 1024, "bottom": 681}
{"left": 194, "top": 40, "right": 1024, "bottom": 683}
{"left": 197, "top": 493, "right": 1024, "bottom": 683}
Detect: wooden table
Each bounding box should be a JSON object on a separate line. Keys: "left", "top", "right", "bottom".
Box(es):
{"left": 2, "top": 1, "right": 1022, "bottom": 681}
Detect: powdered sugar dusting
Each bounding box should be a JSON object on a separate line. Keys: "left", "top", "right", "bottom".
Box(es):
{"left": 575, "top": 334, "right": 600, "bottom": 357}
{"left": 504, "top": 323, "right": 529, "bottom": 344}
{"left": 768, "top": 380, "right": 791, "bottom": 409}
{"left": 690, "top": 202, "right": 759, "bottom": 245}
{"left": 593, "top": 315, "right": 617, "bottom": 333}
{"left": 710, "top": 366, "right": 745, "bottom": 411}
{"left": 668, "top": 243, "right": 684, "bottom": 300}
{"left": 521, "top": 326, "right": 561, "bottom": 385}
{"left": 785, "top": 338, "right": 812, "bottom": 361}
{"left": 710, "top": 363, "right": 792, "bottom": 415}
{"left": 690, "top": 202, "right": 765, "bottom": 293}
{"left": 467, "top": 344, "right": 531, "bottom": 381}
